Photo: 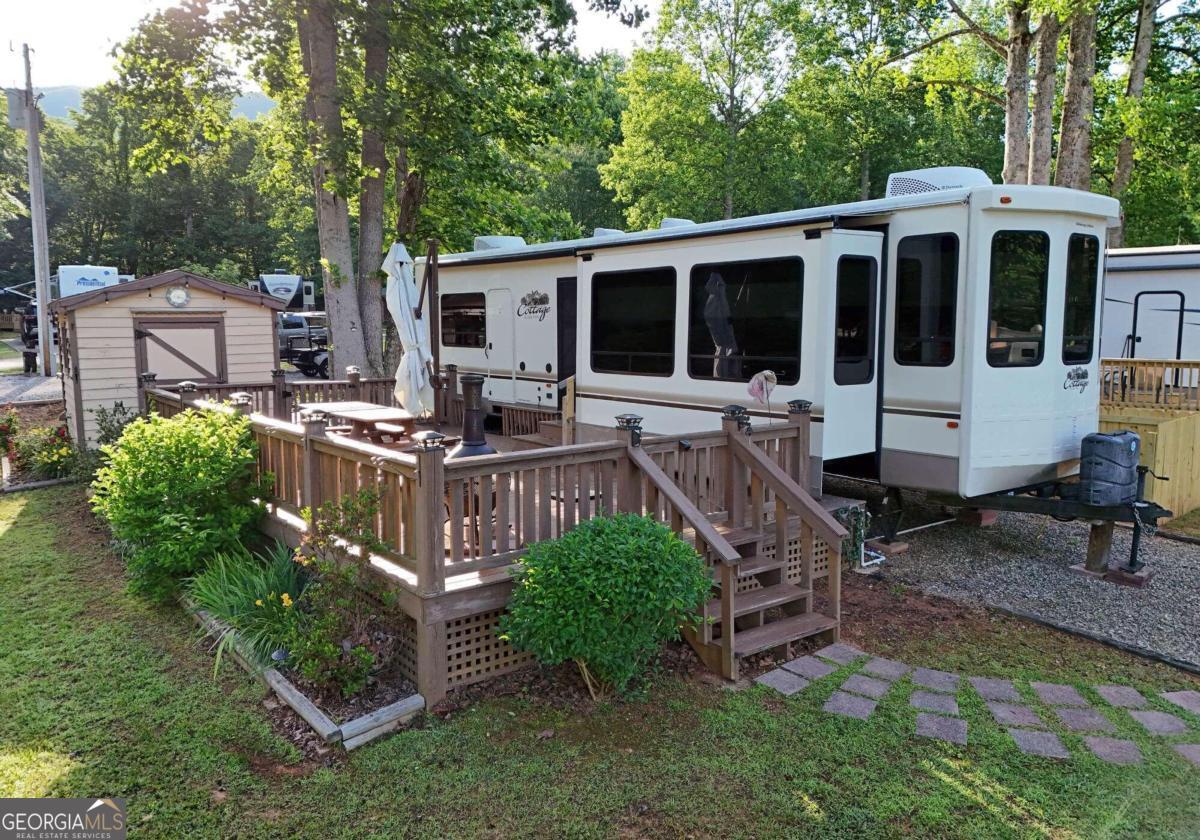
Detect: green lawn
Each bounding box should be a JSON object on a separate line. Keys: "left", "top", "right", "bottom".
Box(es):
{"left": 1167, "top": 507, "right": 1200, "bottom": 540}
{"left": 2, "top": 487, "right": 1199, "bottom": 838}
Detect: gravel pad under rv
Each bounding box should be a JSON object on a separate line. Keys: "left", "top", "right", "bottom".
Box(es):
{"left": 880, "top": 511, "right": 1200, "bottom": 669}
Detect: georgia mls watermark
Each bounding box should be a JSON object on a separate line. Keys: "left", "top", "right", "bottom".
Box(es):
{"left": 1, "top": 798, "right": 126, "bottom": 840}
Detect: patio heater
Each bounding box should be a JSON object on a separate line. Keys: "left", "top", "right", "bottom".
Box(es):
{"left": 446, "top": 373, "right": 496, "bottom": 460}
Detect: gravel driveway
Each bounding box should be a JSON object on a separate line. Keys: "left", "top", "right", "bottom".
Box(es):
{"left": 881, "top": 511, "right": 1200, "bottom": 669}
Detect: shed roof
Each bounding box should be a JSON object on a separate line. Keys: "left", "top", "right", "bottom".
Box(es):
{"left": 50, "top": 268, "right": 287, "bottom": 313}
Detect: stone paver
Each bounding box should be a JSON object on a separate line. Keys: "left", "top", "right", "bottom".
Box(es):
{"left": 862, "top": 657, "right": 911, "bottom": 682}
{"left": 1173, "top": 744, "right": 1200, "bottom": 768}
{"left": 987, "top": 702, "right": 1044, "bottom": 728}
{"left": 916, "top": 713, "right": 967, "bottom": 745}
{"left": 782, "top": 655, "right": 835, "bottom": 681}
{"left": 842, "top": 674, "right": 892, "bottom": 700}
{"left": 1084, "top": 736, "right": 1143, "bottom": 766}
{"left": 911, "top": 668, "right": 959, "bottom": 693}
{"left": 910, "top": 690, "right": 959, "bottom": 715}
{"left": 1161, "top": 690, "right": 1200, "bottom": 716}
{"left": 1008, "top": 728, "right": 1070, "bottom": 759}
{"left": 1030, "top": 681, "right": 1090, "bottom": 707}
{"left": 755, "top": 668, "right": 809, "bottom": 696}
{"left": 1053, "top": 707, "right": 1117, "bottom": 733}
{"left": 824, "top": 690, "right": 876, "bottom": 720}
{"left": 969, "top": 677, "right": 1021, "bottom": 703}
{"left": 1129, "top": 709, "right": 1190, "bottom": 735}
{"left": 814, "top": 642, "right": 866, "bottom": 666}
{"left": 1094, "top": 685, "right": 1148, "bottom": 709}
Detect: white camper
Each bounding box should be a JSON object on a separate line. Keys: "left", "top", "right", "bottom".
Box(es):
{"left": 1101, "top": 245, "right": 1200, "bottom": 359}
{"left": 426, "top": 168, "right": 1119, "bottom": 501}
{"left": 54, "top": 265, "right": 120, "bottom": 299}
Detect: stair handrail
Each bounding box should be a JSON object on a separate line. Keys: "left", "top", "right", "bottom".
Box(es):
{"left": 626, "top": 446, "right": 742, "bottom": 565}
{"left": 727, "top": 431, "right": 847, "bottom": 548}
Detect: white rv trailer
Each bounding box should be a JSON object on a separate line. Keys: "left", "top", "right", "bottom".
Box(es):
{"left": 425, "top": 167, "right": 1119, "bottom": 500}
{"left": 1101, "top": 245, "right": 1200, "bottom": 359}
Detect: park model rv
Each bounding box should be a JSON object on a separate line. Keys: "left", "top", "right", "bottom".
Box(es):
{"left": 1101, "top": 244, "right": 1200, "bottom": 360}
{"left": 425, "top": 167, "right": 1119, "bottom": 501}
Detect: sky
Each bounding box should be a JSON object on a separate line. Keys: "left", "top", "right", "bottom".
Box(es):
{"left": 1, "top": 0, "right": 661, "bottom": 91}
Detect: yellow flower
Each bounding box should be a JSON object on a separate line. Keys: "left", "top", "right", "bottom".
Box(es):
{"left": 255, "top": 599, "right": 263, "bottom": 607}
{"left": 280, "top": 593, "right": 293, "bottom": 608}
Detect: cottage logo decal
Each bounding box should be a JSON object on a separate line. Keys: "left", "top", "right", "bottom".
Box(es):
{"left": 517, "top": 291, "right": 551, "bottom": 322}
{"left": 1, "top": 797, "right": 126, "bottom": 839}
{"left": 1063, "top": 366, "right": 1089, "bottom": 393}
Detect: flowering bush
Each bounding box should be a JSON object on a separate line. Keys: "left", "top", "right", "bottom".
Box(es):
{"left": 14, "top": 424, "right": 77, "bottom": 479}
{"left": 0, "top": 412, "right": 18, "bottom": 461}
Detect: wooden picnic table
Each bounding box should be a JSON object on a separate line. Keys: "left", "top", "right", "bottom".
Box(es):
{"left": 323, "top": 405, "right": 417, "bottom": 443}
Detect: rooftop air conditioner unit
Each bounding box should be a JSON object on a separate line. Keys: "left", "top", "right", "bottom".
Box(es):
{"left": 660, "top": 218, "right": 696, "bottom": 229}
{"left": 593, "top": 227, "right": 624, "bottom": 237}
{"left": 473, "top": 235, "right": 526, "bottom": 251}
{"left": 885, "top": 167, "right": 992, "bottom": 198}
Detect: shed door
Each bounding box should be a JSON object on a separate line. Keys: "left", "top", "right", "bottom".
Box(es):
{"left": 135, "top": 317, "right": 227, "bottom": 384}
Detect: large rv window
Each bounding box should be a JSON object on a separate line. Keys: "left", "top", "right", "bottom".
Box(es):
{"left": 1063, "top": 234, "right": 1100, "bottom": 364}
{"left": 687, "top": 258, "right": 803, "bottom": 384}
{"left": 441, "top": 293, "right": 486, "bottom": 348}
{"left": 834, "top": 256, "right": 877, "bottom": 385}
{"left": 591, "top": 268, "right": 675, "bottom": 375}
{"left": 987, "top": 231, "right": 1049, "bottom": 368}
{"left": 895, "top": 233, "right": 958, "bottom": 366}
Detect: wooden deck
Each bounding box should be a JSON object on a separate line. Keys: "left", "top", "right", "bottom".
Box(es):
{"left": 145, "top": 377, "right": 848, "bottom": 704}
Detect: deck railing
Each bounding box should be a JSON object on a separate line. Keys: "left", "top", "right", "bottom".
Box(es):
{"left": 1100, "top": 358, "right": 1200, "bottom": 412}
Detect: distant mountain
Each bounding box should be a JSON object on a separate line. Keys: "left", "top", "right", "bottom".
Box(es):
{"left": 36, "top": 85, "right": 275, "bottom": 121}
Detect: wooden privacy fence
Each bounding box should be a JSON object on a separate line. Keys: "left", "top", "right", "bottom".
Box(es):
{"left": 146, "top": 387, "right": 846, "bottom": 695}
{"left": 1100, "top": 358, "right": 1200, "bottom": 412}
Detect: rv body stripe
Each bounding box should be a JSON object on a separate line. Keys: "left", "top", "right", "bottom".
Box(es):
{"left": 447, "top": 366, "right": 556, "bottom": 384}
{"left": 576, "top": 391, "right": 825, "bottom": 422}
{"left": 881, "top": 407, "right": 962, "bottom": 420}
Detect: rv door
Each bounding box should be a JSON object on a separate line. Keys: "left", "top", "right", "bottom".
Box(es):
{"left": 485, "top": 288, "right": 516, "bottom": 405}
{"left": 823, "top": 230, "right": 883, "bottom": 459}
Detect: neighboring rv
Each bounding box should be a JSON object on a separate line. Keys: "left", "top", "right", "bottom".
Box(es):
{"left": 425, "top": 167, "right": 1118, "bottom": 500}
{"left": 1101, "top": 245, "right": 1200, "bottom": 359}
{"left": 54, "top": 265, "right": 120, "bottom": 299}
{"left": 250, "top": 271, "right": 318, "bottom": 310}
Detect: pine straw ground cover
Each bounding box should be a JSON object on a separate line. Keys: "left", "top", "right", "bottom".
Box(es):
{"left": 1, "top": 486, "right": 1198, "bottom": 839}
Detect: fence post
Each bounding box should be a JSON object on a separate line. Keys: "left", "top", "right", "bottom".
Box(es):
{"left": 271, "top": 368, "right": 291, "bottom": 420}
{"left": 228, "top": 392, "right": 254, "bottom": 416}
{"left": 413, "top": 431, "right": 447, "bottom": 596}
{"left": 137, "top": 372, "right": 157, "bottom": 414}
{"left": 300, "top": 410, "right": 328, "bottom": 513}
{"left": 721, "top": 405, "right": 747, "bottom": 527}
{"left": 787, "top": 399, "right": 812, "bottom": 493}
{"left": 615, "top": 414, "right": 643, "bottom": 513}
{"left": 444, "top": 364, "right": 459, "bottom": 425}
{"left": 345, "top": 365, "right": 362, "bottom": 401}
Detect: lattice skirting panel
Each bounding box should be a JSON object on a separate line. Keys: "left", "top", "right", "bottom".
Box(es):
{"left": 392, "top": 613, "right": 419, "bottom": 685}
{"left": 737, "top": 534, "right": 830, "bottom": 594}
{"left": 445, "top": 608, "right": 535, "bottom": 689}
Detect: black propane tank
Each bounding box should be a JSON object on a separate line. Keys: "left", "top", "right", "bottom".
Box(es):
{"left": 1078, "top": 430, "right": 1141, "bottom": 506}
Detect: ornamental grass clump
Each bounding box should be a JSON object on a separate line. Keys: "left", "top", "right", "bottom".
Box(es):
{"left": 499, "top": 513, "right": 712, "bottom": 700}
{"left": 90, "top": 409, "right": 265, "bottom": 598}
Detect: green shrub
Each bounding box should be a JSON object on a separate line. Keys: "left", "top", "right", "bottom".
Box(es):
{"left": 285, "top": 611, "right": 374, "bottom": 697}
{"left": 186, "top": 542, "right": 307, "bottom": 672}
{"left": 90, "top": 409, "right": 265, "bottom": 598}
{"left": 14, "top": 424, "right": 77, "bottom": 479}
{"left": 90, "top": 401, "right": 139, "bottom": 448}
{"left": 499, "top": 513, "right": 712, "bottom": 699}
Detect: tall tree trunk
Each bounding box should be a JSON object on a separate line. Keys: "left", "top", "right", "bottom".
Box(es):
{"left": 1027, "top": 13, "right": 1060, "bottom": 184}
{"left": 394, "top": 147, "right": 425, "bottom": 240}
{"left": 1002, "top": 1, "right": 1032, "bottom": 184}
{"left": 297, "top": 0, "right": 368, "bottom": 375}
{"left": 1054, "top": 9, "right": 1097, "bottom": 191}
{"left": 355, "top": 0, "right": 389, "bottom": 377}
{"left": 859, "top": 147, "right": 871, "bottom": 200}
{"left": 1110, "top": 0, "right": 1157, "bottom": 245}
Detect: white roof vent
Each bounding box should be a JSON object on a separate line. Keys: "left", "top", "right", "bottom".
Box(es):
{"left": 593, "top": 227, "right": 624, "bottom": 237}
{"left": 659, "top": 217, "right": 696, "bottom": 229}
{"left": 885, "top": 167, "right": 992, "bottom": 198}
{"left": 473, "top": 235, "right": 526, "bottom": 251}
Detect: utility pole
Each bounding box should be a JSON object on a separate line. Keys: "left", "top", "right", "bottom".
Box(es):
{"left": 22, "top": 44, "right": 53, "bottom": 376}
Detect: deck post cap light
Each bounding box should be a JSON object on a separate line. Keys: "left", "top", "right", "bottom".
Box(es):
{"left": 178, "top": 380, "right": 198, "bottom": 393}
{"left": 615, "top": 413, "right": 643, "bottom": 446}
{"left": 138, "top": 372, "right": 157, "bottom": 384}
{"left": 412, "top": 430, "right": 447, "bottom": 450}
{"left": 300, "top": 408, "right": 328, "bottom": 423}
{"left": 786, "top": 399, "right": 813, "bottom": 415}
{"left": 345, "top": 365, "right": 361, "bottom": 376}
{"left": 228, "top": 391, "right": 253, "bottom": 404}
{"left": 721, "top": 404, "right": 747, "bottom": 419}
{"left": 271, "top": 368, "right": 286, "bottom": 378}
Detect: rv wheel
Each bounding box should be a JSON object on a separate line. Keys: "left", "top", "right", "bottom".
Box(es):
{"left": 318, "top": 358, "right": 330, "bottom": 379}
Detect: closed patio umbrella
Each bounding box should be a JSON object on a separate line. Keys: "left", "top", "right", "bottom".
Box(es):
{"left": 383, "top": 242, "right": 435, "bottom": 416}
